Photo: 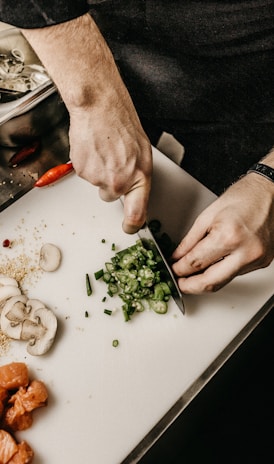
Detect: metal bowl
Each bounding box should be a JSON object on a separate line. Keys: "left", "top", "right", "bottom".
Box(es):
{"left": 0, "top": 27, "right": 66, "bottom": 147}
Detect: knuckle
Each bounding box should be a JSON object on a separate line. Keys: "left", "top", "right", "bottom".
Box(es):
{"left": 188, "top": 256, "right": 203, "bottom": 272}
{"left": 243, "top": 238, "right": 268, "bottom": 264}
{"left": 196, "top": 276, "right": 225, "bottom": 293}
{"left": 182, "top": 250, "right": 204, "bottom": 272}
{"left": 248, "top": 241, "right": 273, "bottom": 268}
{"left": 212, "top": 222, "right": 245, "bottom": 251}
{"left": 250, "top": 241, "right": 267, "bottom": 261}
{"left": 203, "top": 281, "right": 223, "bottom": 293}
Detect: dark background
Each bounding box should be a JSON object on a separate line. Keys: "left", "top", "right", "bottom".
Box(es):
{"left": 140, "top": 308, "right": 274, "bottom": 464}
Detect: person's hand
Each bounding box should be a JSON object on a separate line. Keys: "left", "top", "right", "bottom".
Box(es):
{"left": 171, "top": 172, "right": 274, "bottom": 294}
{"left": 22, "top": 13, "right": 152, "bottom": 234}
{"left": 68, "top": 83, "right": 152, "bottom": 235}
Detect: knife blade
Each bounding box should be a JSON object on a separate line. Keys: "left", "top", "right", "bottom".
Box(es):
{"left": 137, "top": 224, "right": 185, "bottom": 314}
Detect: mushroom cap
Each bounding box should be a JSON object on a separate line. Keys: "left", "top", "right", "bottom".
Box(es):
{"left": 0, "top": 275, "right": 19, "bottom": 287}
{"left": 0, "top": 285, "right": 21, "bottom": 307}
{"left": 0, "top": 295, "right": 28, "bottom": 339}
{"left": 25, "top": 299, "right": 46, "bottom": 316}
{"left": 39, "top": 243, "right": 62, "bottom": 272}
{"left": 25, "top": 306, "right": 57, "bottom": 356}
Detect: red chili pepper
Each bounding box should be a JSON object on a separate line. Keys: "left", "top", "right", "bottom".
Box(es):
{"left": 8, "top": 139, "right": 41, "bottom": 166}
{"left": 34, "top": 162, "right": 74, "bottom": 187}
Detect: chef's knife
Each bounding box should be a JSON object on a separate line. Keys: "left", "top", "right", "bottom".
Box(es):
{"left": 137, "top": 224, "right": 185, "bottom": 314}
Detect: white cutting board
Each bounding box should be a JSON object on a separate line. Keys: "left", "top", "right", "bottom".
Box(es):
{"left": 0, "top": 147, "right": 273, "bottom": 464}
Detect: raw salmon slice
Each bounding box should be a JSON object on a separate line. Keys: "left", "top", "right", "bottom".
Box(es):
{"left": 0, "top": 363, "right": 29, "bottom": 390}
{"left": 0, "top": 429, "right": 17, "bottom": 463}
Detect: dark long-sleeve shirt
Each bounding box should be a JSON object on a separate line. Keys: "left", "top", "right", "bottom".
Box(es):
{"left": 0, "top": 0, "right": 89, "bottom": 28}
{"left": 1, "top": 1, "right": 274, "bottom": 192}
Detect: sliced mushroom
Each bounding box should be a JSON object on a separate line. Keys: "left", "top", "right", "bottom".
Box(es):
{"left": 0, "top": 285, "right": 21, "bottom": 307}
{"left": 1, "top": 295, "right": 57, "bottom": 356}
{"left": 39, "top": 243, "right": 62, "bottom": 272}
{"left": 21, "top": 319, "right": 44, "bottom": 341}
{"left": 6, "top": 301, "right": 27, "bottom": 322}
{"left": 0, "top": 274, "right": 21, "bottom": 308}
{"left": 22, "top": 306, "right": 57, "bottom": 356}
{"left": 25, "top": 298, "right": 46, "bottom": 315}
{"left": 0, "top": 295, "right": 28, "bottom": 339}
{"left": 0, "top": 275, "right": 19, "bottom": 287}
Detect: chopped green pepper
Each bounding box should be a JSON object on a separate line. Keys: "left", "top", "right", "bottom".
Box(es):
{"left": 104, "top": 309, "right": 112, "bottom": 315}
{"left": 96, "top": 238, "right": 174, "bottom": 321}
{"left": 94, "top": 269, "right": 104, "bottom": 280}
{"left": 148, "top": 299, "right": 168, "bottom": 314}
{"left": 86, "top": 273, "right": 92, "bottom": 296}
{"left": 107, "top": 282, "right": 119, "bottom": 297}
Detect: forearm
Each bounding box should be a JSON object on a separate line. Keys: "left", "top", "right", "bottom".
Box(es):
{"left": 21, "top": 13, "right": 121, "bottom": 112}
{"left": 22, "top": 12, "right": 152, "bottom": 235}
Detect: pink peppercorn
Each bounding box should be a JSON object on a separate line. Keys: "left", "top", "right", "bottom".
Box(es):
{"left": 2, "top": 239, "right": 11, "bottom": 248}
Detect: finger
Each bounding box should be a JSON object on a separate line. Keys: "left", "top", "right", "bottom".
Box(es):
{"left": 172, "top": 216, "right": 209, "bottom": 260}
{"left": 172, "top": 233, "right": 227, "bottom": 277}
{"left": 177, "top": 253, "right": 240, "bottom": 294}
{"left": 98, "top": 187, "right": 121, "bottom": 202}
{"left": 122, "top": 185, "right": 150, "bottom": 234}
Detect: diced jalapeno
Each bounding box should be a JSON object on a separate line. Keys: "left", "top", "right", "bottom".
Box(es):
{"left": 98, "top": 237, "right": 175, "bottom": 321}
{"left": 108, "top": 282, "right": 118, "bottom": 296}
{"left": 149, "top": 299, "right": 168, "bottom": 314}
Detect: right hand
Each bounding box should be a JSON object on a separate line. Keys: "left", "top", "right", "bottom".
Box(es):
{"left": 22, "top": 13, "right": 152, "bottom": 234}
{"left": 68, "top": 77, "right": 152, "bottom": 235}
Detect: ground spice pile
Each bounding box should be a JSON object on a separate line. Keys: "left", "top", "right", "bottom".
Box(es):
{"left": 0, "top": 330, "right": 10, "bottom": 356}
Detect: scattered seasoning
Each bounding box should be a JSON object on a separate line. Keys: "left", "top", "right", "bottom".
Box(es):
{"left": 2, "top": 239, "right": 11, "bottom": 248}
{"left": 0, "top": 330, "right": 11, "bottom": 356}
{"left": 85, "top": 311, "right": 89, "bottom": 318}
{"left": 86, "top": 273, "right": 92, "bottom": 296}
{"left": 102, "top": 296, "right": 107, "bottom": 302}
{"left": 101, "top": 239, "right": 106, "bottom": 243}
{"left": 104, "top": 309, "right": 112, "bottom": 316}
{"left": 0, "top": 218, "right": 53, "bottom": 292}
{"left": 0, "top": 253, "right": 40, "bottom": 288}
{"left": 112, "top": 339, "right": 119, "bottom": 347}
{"left": 111, "top": 243, "right": 116, "bottom": 251}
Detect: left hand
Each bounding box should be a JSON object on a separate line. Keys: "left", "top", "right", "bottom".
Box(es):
{"left": 171, "top": 173, "right": 274, "bottom": 294}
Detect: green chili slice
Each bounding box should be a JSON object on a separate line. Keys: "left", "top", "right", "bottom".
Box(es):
{"left": 104, "top": 309, "right": 112, "bottom": 315}
{"left": 98, "top": 238, "right": 175, "bottom": 321}
{"left": 86, "top": 273, "right": 92, "bottom": 296}
{"left": 94, "top": 269, "right": 104, "bottom": 280}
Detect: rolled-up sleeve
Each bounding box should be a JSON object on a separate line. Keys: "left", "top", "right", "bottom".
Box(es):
{"left": 0, "top": 1, "right": 90, "bottom": 28}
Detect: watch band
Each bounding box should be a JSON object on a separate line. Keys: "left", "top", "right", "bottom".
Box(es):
{"left": 247, "top": 163, "right": 274, "bottom": 183}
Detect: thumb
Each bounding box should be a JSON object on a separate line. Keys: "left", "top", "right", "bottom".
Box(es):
{"left": 122, "top": 185, "right": 150, "bottom": 234}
